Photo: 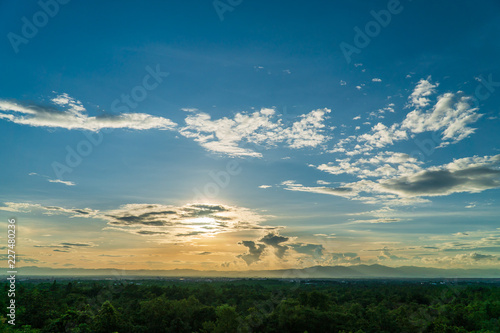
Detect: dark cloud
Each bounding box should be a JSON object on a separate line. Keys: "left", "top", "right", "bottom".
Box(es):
{"left": 198, "top": 252, "right": 212, "bottom": 255}
{"left": 260, "top": 233, "right": 289, "bottom": 258}
{"left": 469, "top": 253, "right": 499, "bottom": 261}
{"left": 176, "top": 231, "right": 205, "bottom": 237}
{"left": 104, "top": 203, "right": 260, "bottom": 228}
{"left": 72, "top": 209, "right": 90, "bottom": 215}
{"left": 102, "top": 203, "right": 268, "bottom": 241}
{"left": 290, "top": 243, "right": 325, "bottom": 260}
{"left": 35, "top": 242, "right": 94, "bottom": 250}
{"left": 381, "top": 165, "right": 500, "bottom": 197}
{"left": 237, "top": 241, "right": 266, "bottom": 265}
{"left": 442, "top": 246, "right": 500, "bottom": 253}
{"left": 136, "top": 230, "right": 168, "bottom": 235}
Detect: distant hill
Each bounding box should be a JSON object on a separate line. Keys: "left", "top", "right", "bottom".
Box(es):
{"left": 8, "top": 264, "right": 500, "bottom": 279}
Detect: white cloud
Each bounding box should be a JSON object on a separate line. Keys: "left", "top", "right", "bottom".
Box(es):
{"left": 408, "top": 77, "right": 438, "bottom": 108}
{"left": 28, "top": 171, "right": 76, "bottom": 186}
{"left": 402, "top": 92, "right": 481, "bottom": 144}
{"left": 180, "top": 108, "right": 331, "bottom": 157}
{"left": 0, "top": 202, "right": 98, "bottom": 218}
{"left": 281, "top": 180, "right": 362, "bottom": 199}
{"left": 259, "top": 185, "right": 272, "bottom": 189}
{"left": 282, "top": 108, "right": 331, "bottom": 148}
{"left": 47, "top": 179, "right": 76, "bottom": 186}
{"left": 332, "top": 78, "right": 483, "bottom": 157}
{"left": 340, "top": 80, "right": 347, "bottom": 86}
{"left": 372, "top": 78, "right": 382, "bottom": 82}
{"left": 0, "top": 94, "right": 177, "bottom": 131}
{"left": 358, "top": 123, "right": 408, "bottom": 148}
{"left": 292, "top": 154, "right": 500, "bottom": 205}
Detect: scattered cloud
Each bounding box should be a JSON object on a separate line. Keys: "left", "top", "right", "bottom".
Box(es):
{"left": 103, "top": 203, "right": 273, "bottom": 241}
{"left": 1, "top": 201, "right": 277, "bottom": 243}
{"left": 402, "top": 91, "right": 481, "bottom": 144}
{"left": 287, "top": 154, "right": 500, "bottom": 205}
{"left": 180, "top": 108, "right": 331, "bottom": 157}
{"left": 358, "top": 123, "right": 408, "bottom": 148}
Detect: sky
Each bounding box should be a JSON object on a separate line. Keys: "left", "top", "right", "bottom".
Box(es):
{"left": 0, "top": 0, "right": 500, "bottom": 273}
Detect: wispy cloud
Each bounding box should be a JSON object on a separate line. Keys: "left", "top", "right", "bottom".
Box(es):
{"left": 29, "top": 172, "right": 76, "bottom": 186}
{"left": 0, "top": 202, "right": 98, "bottom": 217}
{"left": 0, "top": 94, "right": 177, "bottom": 131}
{"left": 47, "top": 179, "right": 76, "bottom": 186}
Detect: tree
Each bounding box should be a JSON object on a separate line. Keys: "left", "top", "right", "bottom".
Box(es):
{"left": 93, "top": 301, "right": 124, "bottom": 333}
{"left": 215, "top": 304, "right": 240, "bottom": 333}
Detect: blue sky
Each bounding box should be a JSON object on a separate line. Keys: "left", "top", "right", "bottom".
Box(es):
{"left": 1, "top": 0, "right": 500, "bottom": 272}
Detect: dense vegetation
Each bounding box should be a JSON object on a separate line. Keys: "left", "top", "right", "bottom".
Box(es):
{"left": 1, "top": 278, "right": 500, "bottom": 332}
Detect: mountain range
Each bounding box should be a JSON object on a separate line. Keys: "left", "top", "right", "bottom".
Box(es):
{"left": 9, "top": 264, "right": 500, "bottom": 279}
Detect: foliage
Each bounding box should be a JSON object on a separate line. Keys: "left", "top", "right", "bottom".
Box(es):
{"left": 1, "top": 279, "right": 499, "bottom": 332}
